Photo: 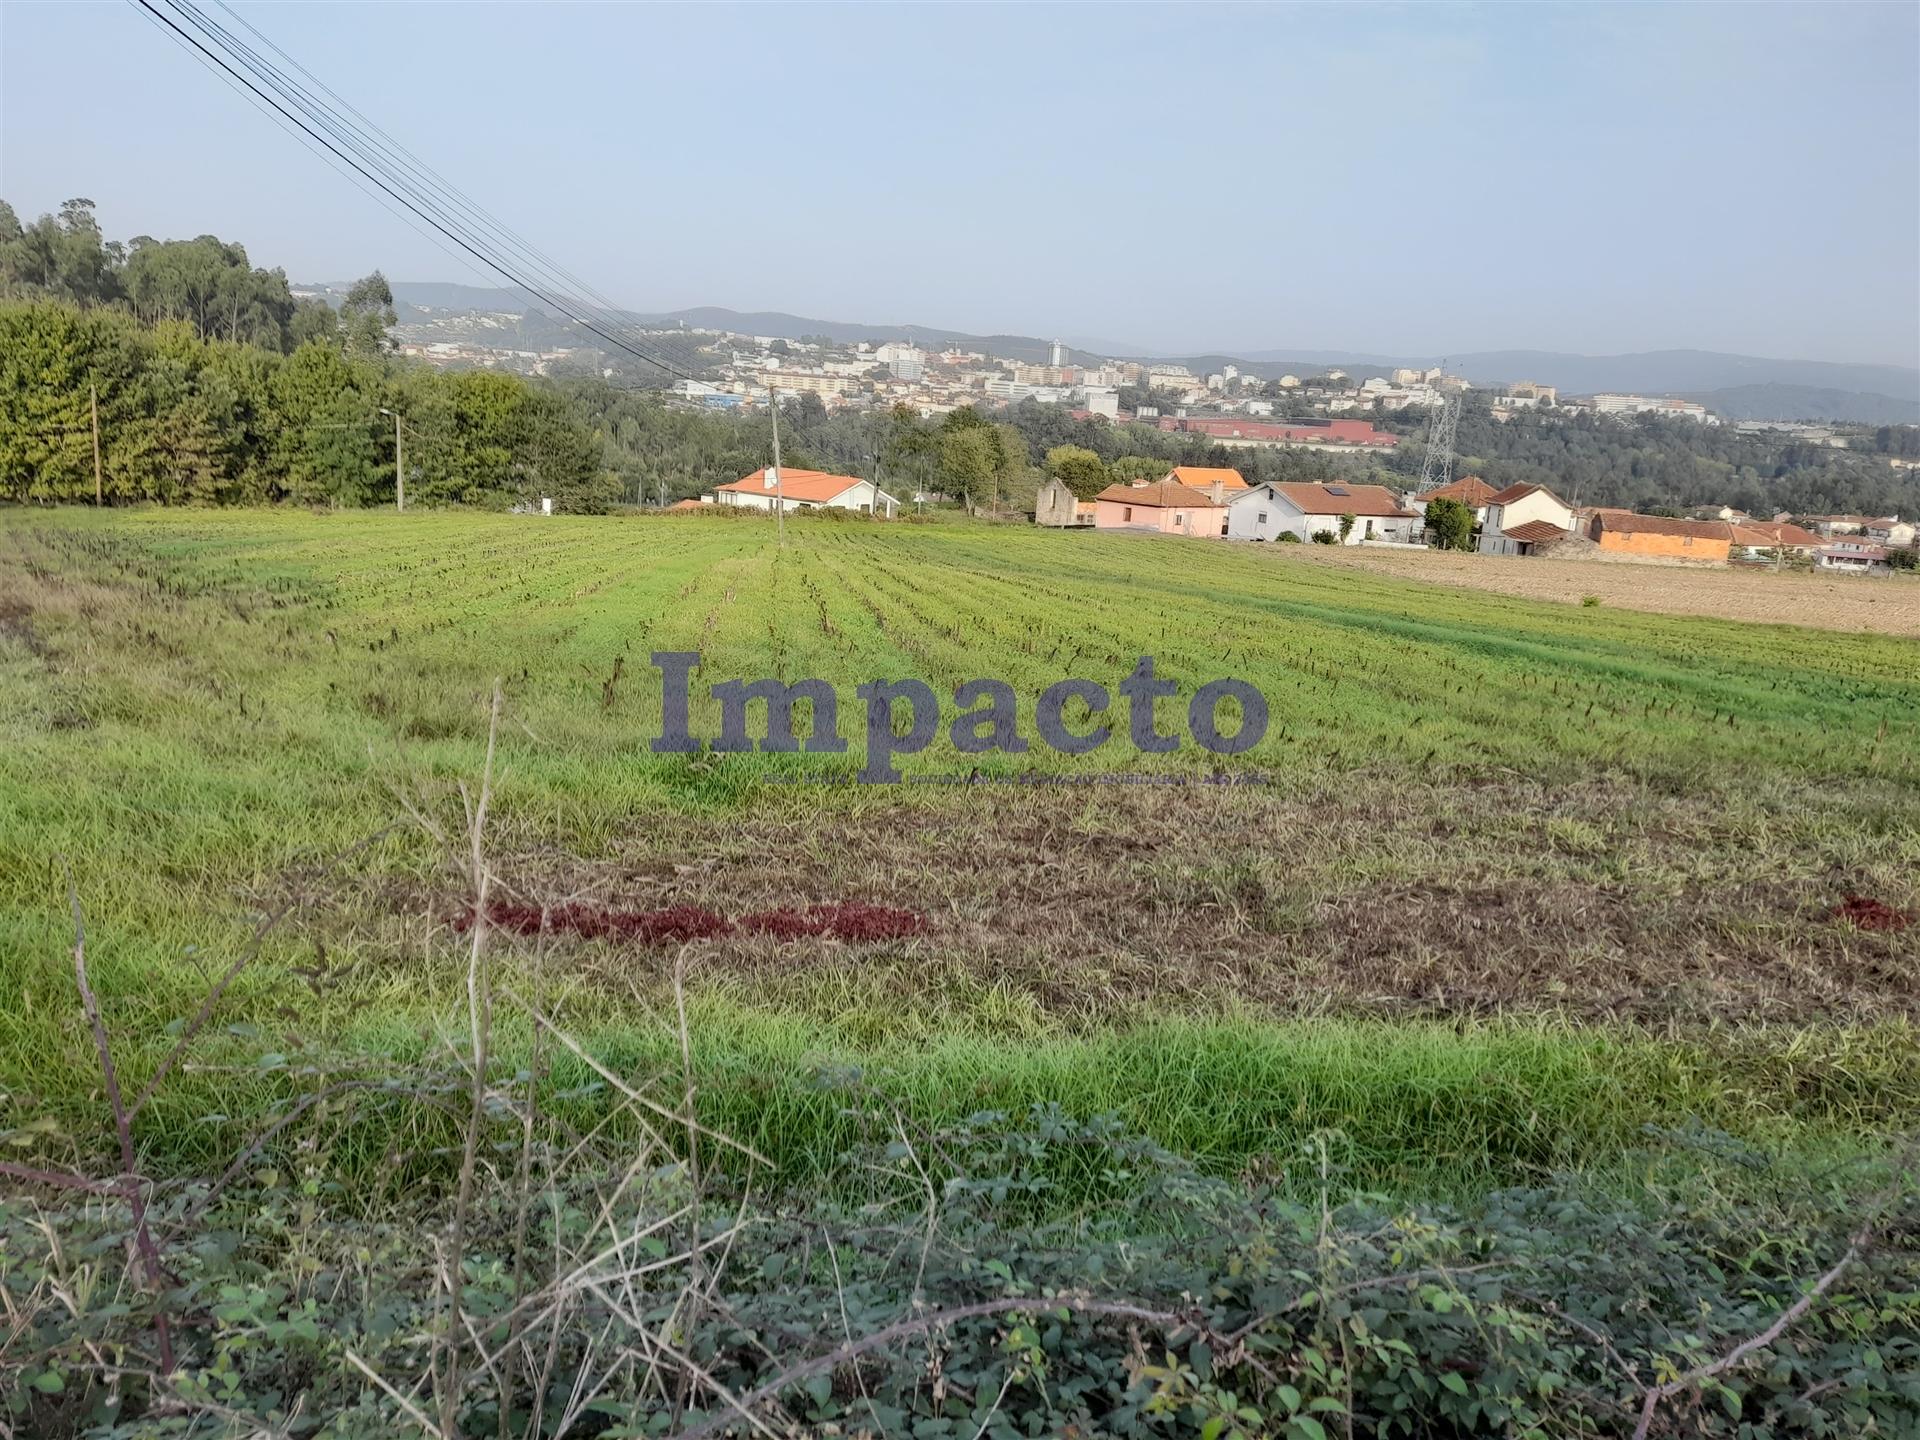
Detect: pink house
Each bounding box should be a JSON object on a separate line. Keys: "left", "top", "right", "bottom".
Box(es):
{"left": 1091, "top": 479, "right": 1228, "bottom": 537}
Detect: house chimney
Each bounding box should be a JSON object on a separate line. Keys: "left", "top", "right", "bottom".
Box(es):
{"left": 764, "top": 467, "right": 778, "bottom": 491}
{"left": 1210, "top": 480, "right": 1225, "bottom": 504}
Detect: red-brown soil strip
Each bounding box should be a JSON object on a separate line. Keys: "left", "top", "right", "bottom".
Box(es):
{"left": 456, "top": 898, "right": 926, "bottom": 945}
{"left": 1831, "top": 895, "right": 1911, "bottom": 933}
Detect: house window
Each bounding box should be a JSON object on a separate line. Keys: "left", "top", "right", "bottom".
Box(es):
{"left": 1221, "top": 517, "right": 1229, "bottom": 535}
{"left": 1365, "top": 519, "right": 1376, "bottom": 539}
{"left": 1123, "top": 506, "right": 1133, "bottom": 522}
{"left": 1257, "top": 511, "right": 1268, "bottom": 524}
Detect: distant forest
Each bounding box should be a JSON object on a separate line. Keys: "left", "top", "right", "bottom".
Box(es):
{"left": 4, "top": 198, "right": 1916, "bottom": 518}
{"left": 1411, "top": 403, "right": 1920, "bottom": 519}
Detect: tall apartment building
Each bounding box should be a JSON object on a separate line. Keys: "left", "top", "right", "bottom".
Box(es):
{"left": 766, "top": 372, "right": 851, "bottom": 399}
{"left": 1013, "top": 362, "right": 1079, "bottom": 386}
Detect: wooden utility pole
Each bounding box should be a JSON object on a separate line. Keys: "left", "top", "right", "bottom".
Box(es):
{"left": 90, "top": 382, "right": 103, "bottom": 505}
{"left": 768, "top": 383, "right": 786, "bottom": 545}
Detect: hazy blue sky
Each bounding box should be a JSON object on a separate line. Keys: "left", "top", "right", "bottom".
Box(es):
{"left": 3, "top": 2, "right": 1916, "bottom": 364}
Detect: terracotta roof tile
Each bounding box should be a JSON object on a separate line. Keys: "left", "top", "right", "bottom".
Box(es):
{"left": 1501, "top": 519, "right": 1569, "bottom": 544}
{"left": 1095, "top": 480, "right": 1223, "bottom": 508}
{"left": 1730, "top": 520, "right": 1821, "bottom": 547}
{"left": 1167, "top": 465, "right": 1249, "bottom": 491}
{"left": 1268, "top": 482, "right": 1416, "bottom": 518}
{"left": 1415, "top": 475, "right": 1498, "bottom": 506}
{"left": 717, "top": 468, "right": 870, "bottom": 503}
{"left": 1594, "top": 513, "right": 1734, "bottom": 540}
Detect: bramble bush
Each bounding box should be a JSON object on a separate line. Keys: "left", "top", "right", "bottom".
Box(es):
{"left": 3, "top": 1099, "right": 1915, "bottom": 1438}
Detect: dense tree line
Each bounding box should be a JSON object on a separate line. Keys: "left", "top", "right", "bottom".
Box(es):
{"left": 1864, "top": 425, "right": 1920, "bottom": 460}
{"left": 0, "top": 198, "right": 398, "bottom": 354}
{"left": 1379, "top": 400, "right": 1920, "bottom": 517}
{"left": 0, "top": 298, "right": 614, "bottom": 509}
{"left": 1, "top": 196, "right": 629, "bottom": 509}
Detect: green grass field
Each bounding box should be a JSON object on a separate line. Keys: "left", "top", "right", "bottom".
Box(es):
{"left": 2, "top": 507, "right": 1916, "bottom": 1198}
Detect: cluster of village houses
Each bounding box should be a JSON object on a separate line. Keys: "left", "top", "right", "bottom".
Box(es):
{"left": 1031, "top": 468, "right": 1913, "bottom": 573}
{"left": 682, "top": 463, "right": 1911, "bottom": 575}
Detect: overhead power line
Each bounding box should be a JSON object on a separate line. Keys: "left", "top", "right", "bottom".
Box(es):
{"left": 122, "top": 1, "right": 518, "bottom": 311}
{"left": 206, "top": 0, "right": 699, "bottom": 376}
{"left": 126, "top": 0, "right": 704, "bottom": 382}
{"left": 192, "top": 0, "right": 702, "bottom": 375}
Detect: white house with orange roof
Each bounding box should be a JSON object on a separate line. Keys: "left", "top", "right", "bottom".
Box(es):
{"left": 1226, "top": 481, "right": 1422, "bottom": 543}
{"left": 711, "top": 467, "right": 899, "bottom": 518}
{"left": 1478, "top": 482, "right": 1575, "bottom": 555}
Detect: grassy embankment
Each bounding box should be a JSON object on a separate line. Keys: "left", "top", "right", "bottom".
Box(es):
{"left": 1, "top": 507, "right": 1915, "bottom": 1199}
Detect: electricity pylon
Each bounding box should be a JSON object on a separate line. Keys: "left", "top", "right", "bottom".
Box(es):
{"left": 1416, "top": 384, "right": 1458, "bottom": 493}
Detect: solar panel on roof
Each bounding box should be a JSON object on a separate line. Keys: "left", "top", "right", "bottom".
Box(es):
{"left": 1325, "top": 486, "right": 1350, "bottom": 496}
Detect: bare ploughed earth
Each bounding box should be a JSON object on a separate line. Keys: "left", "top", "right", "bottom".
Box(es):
{"left": 1288, "top": 544, "right": 1920, "bottom": 637}
{"left": 371, "top": 780, "right": 1918, "bottom": 1030}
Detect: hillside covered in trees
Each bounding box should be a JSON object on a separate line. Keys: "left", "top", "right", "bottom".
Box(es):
{"left": 4, "top": 197, "right": 1916, "bottom": 519}
{"left": 1, "top": 199, "right": 616, "bottom": 510}
{"left": 1393, "top": 402, "right": 1920, "bottom": 519}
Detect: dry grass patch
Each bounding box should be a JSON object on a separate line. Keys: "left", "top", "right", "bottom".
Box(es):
{"left": 1287, "top": 542, "right": 1920, "bottom": 635}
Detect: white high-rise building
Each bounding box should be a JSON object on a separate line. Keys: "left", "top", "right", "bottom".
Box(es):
{"left": 1048, "top": 339, "right": 1069, "bottom": 367}
{"left": 886, "top": 345, "right": 926, "bottom": 382}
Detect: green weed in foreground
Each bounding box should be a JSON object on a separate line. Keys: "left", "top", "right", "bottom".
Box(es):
{"left": 56, "top": 1000, "right": 1917, "bottom": 1204}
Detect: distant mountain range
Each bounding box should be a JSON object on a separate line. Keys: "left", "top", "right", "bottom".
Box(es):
{"left": 1673, "top": 384, "right": 1917, "bottom": 425}
{"left": 361, "top": 283, "right": 1920, "bottom": 425}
